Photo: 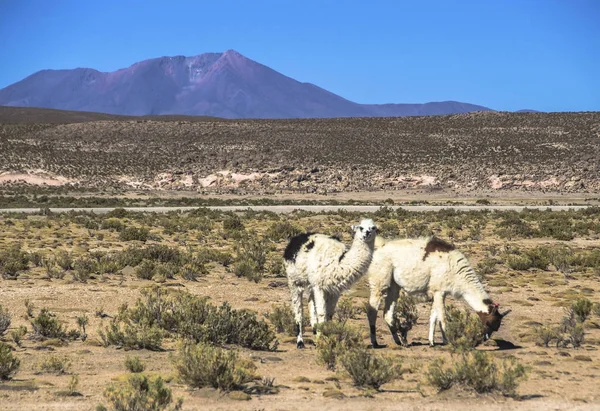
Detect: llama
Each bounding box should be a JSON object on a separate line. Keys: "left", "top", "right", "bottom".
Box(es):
{"left": 367, "top": 236, "right": 510, "bottom": 348}
{"left": 284, "top": 218, "right": 378, "bottom": 348}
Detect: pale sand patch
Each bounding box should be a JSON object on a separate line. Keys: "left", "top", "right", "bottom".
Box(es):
{"left": 0, "top": 171, "right": 74, "bottom": 186}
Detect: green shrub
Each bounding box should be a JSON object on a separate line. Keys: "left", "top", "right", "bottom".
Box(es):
{"left": 394, "top": 292, "right": 419, "bottom": 337}
{"left": 0, "top": 305, "right": 11, "bottom": 335}
{"left": 11, "top": 326, "right": 27, "bottom": 347}
{"left": 55, "top": 250, "right": 73, "bottom": 271}
{"left": 73, "top": 257, "right": 97, "bottom": 283}
{"left": 535, "top": 326, "right": 560, "bottom": 347}
{"left": 125, "top": 356, "right": 146, "bottom": 373}
{"left": 232, "top": 258, "right": 261, "bottom": 283}
{"left": 476, "top": 258, "right": 498, "bottom": 276}
{"left": 172, "top": 342, "right": 256, "bottom": 391}
{"left": 316, "top": 321, "right": 362, "bottom": 370}
{"left": 571, "top": 298, "right": 593, "bottom": 323}
{"left": 36, "top": 355, "right": 71, "bottom": 375}
{"left": 67, "top": 374, "right": 80, "bottom": 396}
{"left": 444, "top": 306, "right": 484, "bottom": 352}
{"left": 339, "top": 347, "right": 400, "bottom": 389}
{"left": 335, "top": 297, "right": 359, "bottom": 324}
{"left": 265, "top": 220, "right": 302, "bottom": 241}
{"left": 28, "top": 251, "right": 44, "bottom": 267}
{"left": 103, "top": 374, "right": 176, "bottom": 411}
{"left": 119, "top": 226, "right": 150, "bottom": 242}
{"left": 0, "top": 243, "right": 29, "bottom": 278}
{"left": 427, "top": 351, "right": 527, "bottom": 396}
{"left": 101, "top": 218, "right": 125, "bottom": 232}
{"left": 268, "top": 304, "right": 298, "bottom": 336}
{"left": 135, "top": 260, "right": 156, "bottom": 280}
{"left": 223, "top": 215, "right": 244, "bottom": 231}
{"left": 233, "top": 239, "right": 267, "bottom": 283}
{"left": 99, "top": 321, "right": 163, "bottom": 351}
{"left": 103, "top": 287, "right": 277, "bottom": 351}
{"left": 30, "top": 308, "right": 67, "bottom": 340}
{"left": 505, "top": 254, "right": 533, "bottom": 271}
{"left": 0, "top": 342, "right": 20, "bottom": 380}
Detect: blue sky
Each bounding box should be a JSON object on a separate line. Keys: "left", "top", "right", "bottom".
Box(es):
{"left": 1, "top": 0, "right": 598, "bottom": 112}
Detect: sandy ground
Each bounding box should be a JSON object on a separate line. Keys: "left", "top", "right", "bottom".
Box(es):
{"left": 1, "top": 211, "right": 600, "bottom": 410}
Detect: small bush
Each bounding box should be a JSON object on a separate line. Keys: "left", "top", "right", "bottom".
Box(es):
{"left": 135, "top": 260, "right": 156, "bottom": 280}
{"left": 102, "top": 287, "right": 277, "bottom": 351}
{"left": 0, "top": 305, "right": 11, "bottom": 335}
{"left": 335, "top": 297, "right": 359, "bottom": 324}
{"left": 223, "top": 215, "right": 244, "bottom": 231}
{"left": 119, "top": 227, "right": 150, "bottom": 242}
{"left": 55, "top": 250, "right": 73, "bottom": 271}
{"left": 444, "top": 306, "right": 484, "bottom": 352}
{"left": 36, "top": 355, "right": 71, "bottom": 375}
{"left": 11, "top": 326, "right": 27, "bottom": 347}
{"left": 476, "top": 258, "right": 498, "bottom": 276}
{"left": 505, "top": 254, "right": 533, "bottom": 271}
{"left": 339, "top": 347, "right": 400, "bottom": 389}
{"left": 172, "top": 342, "right": 256, "bottom": 391}
{"left": 99, "top": 321, "right": 163, "bottom": 351}
{"left": 104, "top": 374, "right": 176, "bottom": 411}
{"left": 31, "top": 308, "right": 67, "bottom": 340}
{"left": 394, "top": 292, "right": 419, "bottom": 336}
{"left": 0, "top": 243, "right": 29, "bottom": 278}
{"left": 0, "top": 342, "right": 20, "bottom": 380}
{"left": 67, "top": 374, "right": 80, "bottom": 396}
{"left": 535, "top": 326, "right": 560, "bottom": 347}
{"left": 73, "top": 257, "right": 96, "bottom": 283}
{"left": 28, "top": 252, "right": 44, "bottom": 267}
{"left": 233, "top": 240, "right": 267, "bottom": 283}
{"left": 125, "top": 356, "right": 146, "bottom": 373}
{"left": 571, "top": 298, "right": 593, "bottom": 323}
{"left": 265, "top": 221, "right": 302, "bottom": 241}
{"left": 316, "top": 321, "right": 362, "bottom": 370}
{"left": 268, "top": 304, "right": 297, "bottom": 336}
{"left": 427, "top": 351, "right": 527, "bottom": 397}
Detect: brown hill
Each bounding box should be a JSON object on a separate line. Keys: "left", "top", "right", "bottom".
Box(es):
{"left": 1, "top": 108, "right": 599, "bottom": 194}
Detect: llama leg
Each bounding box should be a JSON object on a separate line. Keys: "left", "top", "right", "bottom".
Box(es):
{"left": 308, "top": 292, "right": 318, "bottom": 335}
{"left": 313, "top": 287, "right": 327, "bottom": 332}
{"left": 434, "top": 294, "right": 448, "bottom": 344}
{"left": 428, "top": 304, "right": 438, "bottom": 347}
{"left": 383, "top": 282, "right": 405, "bottom": 346}
{"left": 290, "top": 286, "right": 305, "bottom": 349}
{"left": 325, "top": 293, "right": 340, "bottom": 321}
{"left": 367, "top": 287, "right": 384, "bottom": 348}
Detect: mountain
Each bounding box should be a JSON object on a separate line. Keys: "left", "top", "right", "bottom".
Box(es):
{"left": 0, "top": 50, "right": 493, "bottom": 119}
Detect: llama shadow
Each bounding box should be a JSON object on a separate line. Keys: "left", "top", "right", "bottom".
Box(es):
{"left": 492, "top": 338, "right": 522, "bottom": 350}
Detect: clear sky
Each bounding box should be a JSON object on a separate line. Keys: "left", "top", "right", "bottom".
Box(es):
{"left": 1, "top": 0, "right": 598, "bottom": 112}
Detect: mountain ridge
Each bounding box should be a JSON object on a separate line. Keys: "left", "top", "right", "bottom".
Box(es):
{"left": 0, "top": 49, "right": 496, "bottom": 118}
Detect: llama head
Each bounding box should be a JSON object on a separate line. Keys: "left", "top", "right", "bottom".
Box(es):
{"left": 478, "top": 302, "right": 511, "bottom": 340}
{"left": 351, "top": 219, "right": 378, "bottom": 242}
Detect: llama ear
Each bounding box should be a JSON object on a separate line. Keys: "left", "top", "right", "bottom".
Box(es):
{"left": 500, "top": 309, "right": 512, "bottom": 317}
{"left": 351, "top": 225, "right": 358, "bottom": 232}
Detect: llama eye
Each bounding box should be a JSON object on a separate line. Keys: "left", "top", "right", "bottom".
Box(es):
{"left": 359, "top": 227, "right": 364, "bottom": 231}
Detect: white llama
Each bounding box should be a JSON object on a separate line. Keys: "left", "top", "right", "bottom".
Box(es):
{"left": 284, "top": 218, "right": 378, "bottom": 348}
{"left": 367, "top": 236, "right": 510, "bottom": 348}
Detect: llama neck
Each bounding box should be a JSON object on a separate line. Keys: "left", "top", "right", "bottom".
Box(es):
{"left": 459, "top": 281, "right": 490, "bottom": 313}
{"left": 323, "top": 237, "right": 374, "bottom": 293}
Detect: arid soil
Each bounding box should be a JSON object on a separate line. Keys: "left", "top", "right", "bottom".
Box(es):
{"left": 1, "top": 208, "right": 600, "bottom": 410}
{"left": 1, "top": 107, "right": 599, "bottom": 196}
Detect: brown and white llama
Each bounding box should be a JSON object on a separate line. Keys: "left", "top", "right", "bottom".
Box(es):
{"left": 284, "top": 219, "right": 378, "bottom": 348}
{"left": 367, "top": 236, "right": 510, "bottom": 347}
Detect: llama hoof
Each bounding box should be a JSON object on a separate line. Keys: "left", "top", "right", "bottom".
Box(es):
{"left": 296, "top": 341, "right": 305, "bottom": 349}
{"left": 372, "top": 343, "right": 386, "bottom": 349}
